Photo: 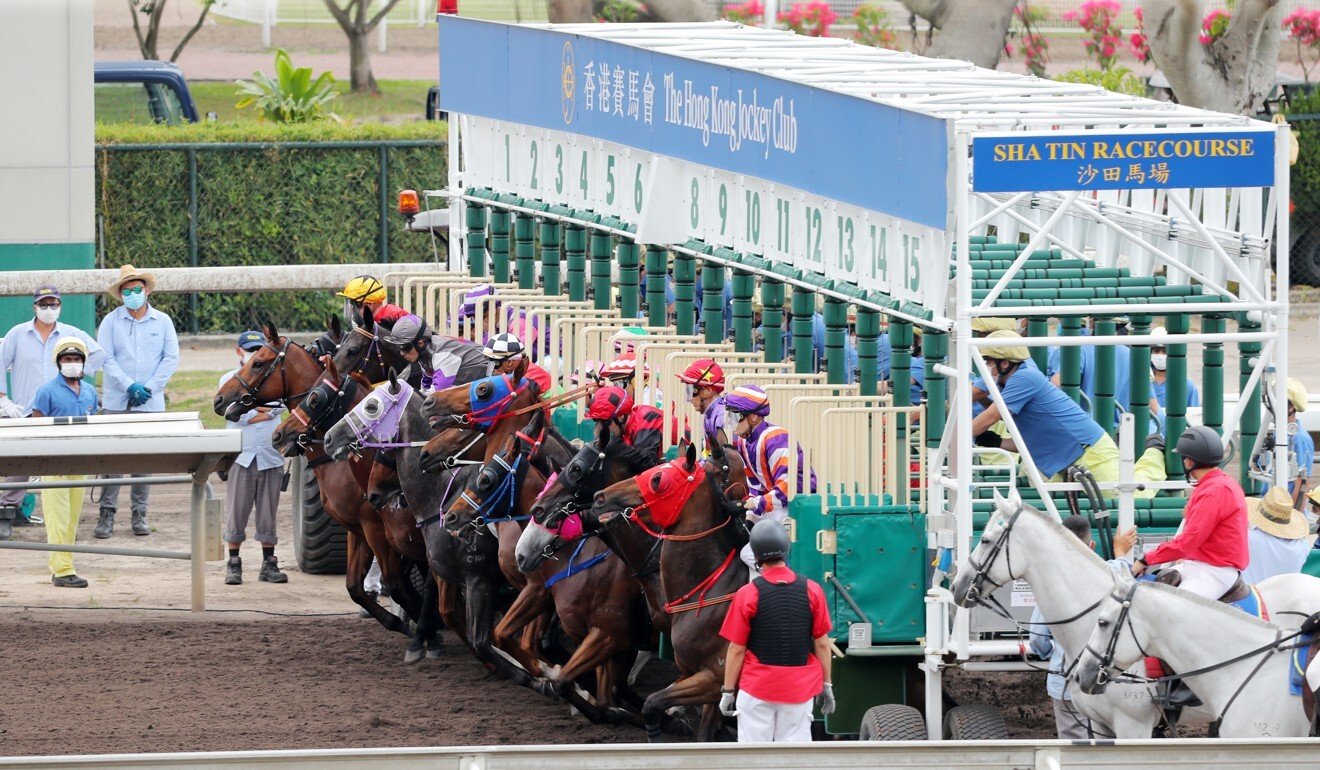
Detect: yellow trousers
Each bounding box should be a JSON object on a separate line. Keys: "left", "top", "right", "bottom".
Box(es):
{"left": 1051, "top": 433, "right": 1120, "bottom": 498}
{"left": 41, "top": 476, "right": 86, "bottom": 578}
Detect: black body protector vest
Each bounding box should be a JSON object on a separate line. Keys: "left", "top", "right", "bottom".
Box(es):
{"left": 746, "top": 574, "right": 813, "bottom": 666}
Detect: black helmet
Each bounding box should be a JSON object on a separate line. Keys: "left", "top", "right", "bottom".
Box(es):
{"left": 749, "top": 519, "right": 790, "bottom": 564}
{"left": 1174, "top": 425, "right": 1224, "bottom": 467}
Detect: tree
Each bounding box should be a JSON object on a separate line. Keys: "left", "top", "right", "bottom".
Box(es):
{"left": 1141, "top": 0, "right": 1285, "bottom": 114}
{"left": 127, "top": 0, "right": 217, "bottom": 62}
{"left": 323, "top": 0, "right": 405, "bottom": 94}
{"left": 899, "top": 0, "right": 1018, "bottom": 69}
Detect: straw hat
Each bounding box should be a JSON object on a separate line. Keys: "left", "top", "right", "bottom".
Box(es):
{"left": 107, "top": 264, "right": 156, "bottom": 298}
{"left": 1248, "top": 486, "right": 1309, "bottom": 540}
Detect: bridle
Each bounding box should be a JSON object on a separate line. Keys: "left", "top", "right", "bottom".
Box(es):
{"left": 232, "top": 337, "right": 309, "bottom": 408}
{"left": 1083, "top": 581, "right": 1149, "bottom": 688}
{"left": 448, "top": 423, "right": 546, "bottom": 534}
{"left": 342, "top": 380, "right": 421, "bottom": 454}
{"left": 283, "top": 374, "right": 358, "bottom": 450}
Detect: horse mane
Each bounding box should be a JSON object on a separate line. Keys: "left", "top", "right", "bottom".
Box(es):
{"left": 1013, "top": 501, "right": 1110, "bottom": 570}
{"left": 1138, "top": 580, "right": 1276, "bottom": 630}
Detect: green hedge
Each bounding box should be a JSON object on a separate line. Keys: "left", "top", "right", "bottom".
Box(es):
{"left": 1287, "top": 90, "right": 1320, "bottom": 234}
{"left": 94, "top": 122, "right": 447, "bottom": 333}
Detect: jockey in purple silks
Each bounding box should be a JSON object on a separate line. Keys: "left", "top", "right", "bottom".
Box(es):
{"left": 726, "top": 385, "right": 796, "bottom": 571}
{"left": 381, "top": 314, "right": 488, "bottom": 394}
{"left": 455, "top": 284, "right": 542, "bottom": 360}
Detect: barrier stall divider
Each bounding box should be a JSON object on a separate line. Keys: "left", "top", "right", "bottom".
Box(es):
{"left": 547, "top": 309, "right": 624, "bottom": 389}
{"left": 640, "top": 343, "right": 735, "bottom": 454}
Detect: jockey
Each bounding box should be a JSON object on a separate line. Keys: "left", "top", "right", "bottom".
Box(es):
{"left": 726, "top": 385, "right": 792, "bottom": 561}
{"left": 677, "top": 358, "right": 728, "bottom": 450}
{"left": 585, "top": 385, "right": 663, "bottom": 469}
{"left": 381, "top": 314, "right": 487, "bottom": 394}
{"left": 1133, "top": 425, "right": 1249, "bottom": 600}
{"left": 483, "top": 332, "right": 552, "bottom": 395}
{"left": 600, "top": 354, "right": 659, "bottom": 405}
{"left": 338, "top": 275, "right": 405, "bottom": 329}
{"left": 457, "top": 284, "right": 541, "bottom": 357}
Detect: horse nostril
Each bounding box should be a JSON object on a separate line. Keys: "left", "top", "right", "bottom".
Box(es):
{"left": 592, "top": 492, "right": 606, "bottom": 509}
{"left": 529, "top": 505, "right": 544, "bottom": 520}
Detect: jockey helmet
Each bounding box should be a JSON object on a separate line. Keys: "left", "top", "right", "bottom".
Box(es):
{"left": 678, "top": 359, "right": 725, "bottom": 392}
{"left": 337, "top": 275, "right": 386, "bottom": 304}
{"left": 724, "top": 384, "right": 771, "bottom": 417}
{"left": 1288, "top": 378, "right": 1308, "bottom": 413}
{"left": 586, "top": 386, "right": 633, "bottom": 421}
{"left": 749, "top": 519, "right": 790, "bottom": 564}
{"left": 483, "top": 332, "right": 525, "bottom": 361}
{"left": 52, "top": 337, "right": 88, "bottom": 362}
{"left": 372, "top": 304, "right": 408, "bottom": 328}
{"left": 458, "top": 284, "right": 497, "bottom": 319}
{"left": 1174, "top": 425, "right": 1224, "bottom": 467}
{"left": 601, "top": 355, "right": 647, "bottom": 381}
{"left": 979, "top": 330, "right": 1030, "bottom": 363}
{"left": 382, "top": 314, "right": 427, "bottom": 350}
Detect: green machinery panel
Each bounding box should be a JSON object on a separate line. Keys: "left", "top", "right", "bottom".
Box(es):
{"left": 1305, "top": 551, "right": 1320, "bottom": 580}
{"left": 832, "top": 506, "right": 926, "bottom": 643}
{"left": 823, "top": 654, "right": 909, "bottom": 736}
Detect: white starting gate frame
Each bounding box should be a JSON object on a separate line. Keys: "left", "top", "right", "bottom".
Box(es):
{"left": 434, "top": 18, "right": 1293, "bottom": 739}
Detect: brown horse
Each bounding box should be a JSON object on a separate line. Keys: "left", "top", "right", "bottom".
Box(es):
{"left": 213, "top": 322, "right": 408, "bottom": 635}
{"left": 592, "top": 443, "right": 750, "bottom": 742}
{"left": 444, "top": 408, "right": 647, "bottom": 725}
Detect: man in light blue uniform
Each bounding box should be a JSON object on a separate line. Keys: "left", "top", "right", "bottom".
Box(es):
{"left": 0, "top": 284, "right": 103, "bottom": 538}
{"left": 1287, "top": 378, "right": 1314, "bottom": 505}
{"left": 1046, "top": 323, "right": 1132, "bottom": 428}
{"left": 96, "top": 265, "right": 179, "bottom": 539}
{"left": 219, "top": 331, "right": 288, "bottom": 586}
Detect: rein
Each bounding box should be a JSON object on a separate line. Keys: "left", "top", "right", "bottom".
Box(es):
{"left": 663, "top": 547, "right": 740, "bottom": 615}
{"left": 544, "top": 539, "right": 612, "bottom": 588}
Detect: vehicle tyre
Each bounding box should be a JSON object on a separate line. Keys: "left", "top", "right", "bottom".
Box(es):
{"left": 943, "top": 703, "right": 1010, "bottom": 740}
{"left": 858, "top": 704, "right": 928, "bottom": 741}
{"left": 294, "top": 464, "right": 346, "bottom": 574}
{"left": 1290, "top": 225, "right": 1320, "bottom": 288}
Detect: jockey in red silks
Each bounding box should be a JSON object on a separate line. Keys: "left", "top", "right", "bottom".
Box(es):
{"left": 586, "top": 386, "right": 663, "bottom": 470}
{"left": 676, "top": 358, "right": 728, "bottom": 453}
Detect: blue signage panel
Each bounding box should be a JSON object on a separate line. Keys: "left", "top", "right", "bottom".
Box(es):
{"left": 439, "top": 17, "right": 949, "bottom": 229}
{"left": 972, "top": 131, "right": 1275, "bottom": 193}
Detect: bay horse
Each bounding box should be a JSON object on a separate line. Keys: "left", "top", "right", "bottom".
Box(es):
{"left": 444, "top": 407, "right": 648, "bottom": 725}
{"left": 211, "top": 321, "right": 408, "bottom": 635}
{"left": 592, "top": 443, "right": 751, "bottom": 742}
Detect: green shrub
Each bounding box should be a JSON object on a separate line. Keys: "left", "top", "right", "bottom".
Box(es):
{"left": 1286, "top": 89, "right": 1320, "bottom": 230}
{"left": 1053, "top": 67, "right": 1146, "bottom": 96}
{"left": 94, "top": 122, "right": 447, "bottom": 333}
{"left": 236, "top": 49, "right": 341, "bottom": 123}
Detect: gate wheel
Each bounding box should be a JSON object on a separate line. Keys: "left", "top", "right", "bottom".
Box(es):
{"left": 858, "top": 704, "right": 927, "bottom": 741}
{"left": 943, "top": 703, "right": 1009, "bottom": 740}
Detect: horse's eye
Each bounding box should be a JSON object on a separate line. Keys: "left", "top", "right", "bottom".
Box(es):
{"left": 477, "top": 471, "right": 494, "bottom": 491}
{"left": 650, "top": 475, "right": 661, "bottom": 492}
{"left": 477, "top": 382, "right": 492, "bottom": 399}
{"left": 309, "top": 392, "right": 322, "bottom": 407}
{"left": 363, "top": 400, "right": 381, "bottom": 417}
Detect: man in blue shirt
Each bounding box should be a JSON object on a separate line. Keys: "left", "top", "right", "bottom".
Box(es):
{"left": 219, "top": 331, "right": 288, "bottom": 586}
{"left": 30, "top": 338, "right": 99, "bottom": 587}
{"left": 1046, "top": 322, "right": 1132, "bottom": 428}
{"left": 0, "top": 284, "right": 104, "bottom": 538}
{"left": 1287, "top": 378, "right": 1314, "bottom": 506}
{"left": 972, "top": 331, "right": 1119, "bottom": 488}
{"left": 96, "top": 265, "right": 179, "bottom": 539}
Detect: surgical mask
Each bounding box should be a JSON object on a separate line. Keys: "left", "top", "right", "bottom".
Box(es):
{"left": 123, "top": 291, "right": 147, "bottom": 311}
{"left": 35, "top": 306, "right": 60, "bottom": 324}
{"left": 1150, "top": 353, "right": 1168, "bottom": 371}
{"left": 60, "top": 362, "right": 83, "bottom": 379}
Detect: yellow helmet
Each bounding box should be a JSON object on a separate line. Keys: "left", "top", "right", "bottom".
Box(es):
{"left": 980, "top": 330, "right": 1030, "bottom": 363}
{"left": 971, "top": 317, "right": 1019, "bottom": 334}
{"left": 337, "top": 275, "right": 386, "bottom": 304}
{"left": 1287, "top": 377, "right": 1308, "bottom": 413}
{"left": 52, "top": 337, "right": 88, "bottom": 363}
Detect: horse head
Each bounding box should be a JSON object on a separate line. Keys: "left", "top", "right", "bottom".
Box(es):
{"left": 422, "top": 362, "right": 529, "bottom": 428}
{"left": 214, "top": 321, "right": 324, "bottom": 421}
{"left": 269, "top": 366, "right": 360, "bottom": 455}
{"left": 323, "top": 368, "right": 411, "bottom": 460}
{"left": 515, "top": 427, "right": 617, "bottom": 573}
{"left": 1074, "top": 570, "right": 1139, "bottom": 695}
{"left": 418, "top": 426, "right": 486, "bottom": 474}
{"left": 442, "top": 407, "right": 544, "bottom": 535}
{"left": 950, "top": 489, "right": 1030, "bottom": 608}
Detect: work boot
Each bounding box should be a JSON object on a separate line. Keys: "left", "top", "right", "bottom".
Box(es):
{"left": 258, "top": 555, "right": 288, "bottom": 584}
{"left": 0, "top": 506, "right": 15, "bottom": 541}
{"left": 94, "top": 508, "right": 115, "bottom": 539}
{"left": 130, "top": 509, "right": 149, "bottom": 536}
{"left": 51, "top": 573, "right": 89, "bottom": 588}
{"left": 224, "top": 556, "right": 242, "bottom": 585}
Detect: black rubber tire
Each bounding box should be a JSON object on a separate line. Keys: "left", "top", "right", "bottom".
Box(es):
{"left": 1293, "top": 226, "right": 1320, "bottom": 289}
{"left": 943, "top": 703, "right": 1010, "bottom": 740}
{"left": 293, "top": 464, "right": 347, "bottom": 574}
{"left": 858, "top": 704, "right": 927, "bottom": 741}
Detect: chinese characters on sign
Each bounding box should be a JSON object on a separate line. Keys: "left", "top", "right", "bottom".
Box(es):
{"left": 583, "top": 60, "right": 655, "bottom": 127}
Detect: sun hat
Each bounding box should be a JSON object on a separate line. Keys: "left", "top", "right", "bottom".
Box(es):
{"left": 107, "top": 264, "right": 156, "bottom": 298}
{"left": 1248, "top": 486, "right": 1309, "bottom": 540}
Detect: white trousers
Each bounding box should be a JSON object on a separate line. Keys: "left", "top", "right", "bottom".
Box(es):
{"left": 739, "top": 509, "right": 789, "bottom": 572}
{"left": 735, "top": 690, "right": 813, "bottom": 743}
{"left": 1176, "top": 560, "right": 1239, "bottom": 600}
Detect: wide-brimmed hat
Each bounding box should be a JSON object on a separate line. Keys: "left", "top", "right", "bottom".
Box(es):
{"left": 107, "top": 264, "right": 156, "bottom": 298}
{"left": 1248, "top": 486, "right": 1309, "bottom": 540}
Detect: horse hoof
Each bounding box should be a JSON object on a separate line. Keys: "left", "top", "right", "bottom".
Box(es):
{"left": 404, "top": 647, "right": 424, "bottom": 665}
{"left": 425, "top": 647, "right": 443, "bottom": 659}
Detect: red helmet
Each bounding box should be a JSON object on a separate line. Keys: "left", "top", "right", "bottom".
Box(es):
{"left": 678, "top": 358, "right": 725, "bottom": 392}
{"left": 586, "top": 386, "right": 634, "bottom": 421}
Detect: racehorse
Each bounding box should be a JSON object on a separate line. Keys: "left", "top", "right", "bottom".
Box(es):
{"left": 592, "top": 443, "right": 750, "bottom": 742}
{"left": 212, "top": 322, "right": 410, "bottom": 635}
{"left": 444, "top": 408, "right": 647, "bottom": 725}
{"left": 954, "top": 491, "right": 1320, "bottom": 737}
{"left": 1076, "top": 574, "right": 1320, "bottom": 737}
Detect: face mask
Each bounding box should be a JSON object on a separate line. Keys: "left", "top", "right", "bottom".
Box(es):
{"left": 60, "top": 362, "right": 83, "bottom": 380}
{"left": 1150, "top": 353, "right": 1168, "bottom": 371}
{"left": 35, "top": 306, "right": 60, "bottom": 324}
{"left": 123, "top": 292, "right": 147, "bottom": 311}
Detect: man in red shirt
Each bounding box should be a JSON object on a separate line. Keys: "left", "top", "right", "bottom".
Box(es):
{"left": 1134, "top": 425, "right": 1249, "bottom": 599}
{"left": 719, "top": 519, "right": 834, "bottom": 742}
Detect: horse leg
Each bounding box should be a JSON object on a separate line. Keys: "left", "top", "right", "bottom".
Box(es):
{"left": 491, "top": 583, "right": 550, "bottom": 678}
{"left": 640, "top": 669, "right": 721, "bottom": 742}
{"left": 345, "top": 531, "right": 408, "bottom": 634}
{"left": 404, "top": 570, "right": 441, "bottom": 665}
{"left": 467, "top": 573, "right": 536, "bottom": 686}
{"left": 393, "top": 557, "right": 426, "bottom": 622}
{"left": 437, "top": 576, "right": 476, "bottom": 656}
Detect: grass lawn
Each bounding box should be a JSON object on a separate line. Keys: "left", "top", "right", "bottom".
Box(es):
{"left": 164, "top": 370, "right": 231, "bottom": 430}
{"left": 189, "top": 79, "right": 433, "bottom": 123}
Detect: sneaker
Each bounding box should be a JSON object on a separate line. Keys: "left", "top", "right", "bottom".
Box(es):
{"left": 225, "top": 557, "right": 242, "bottom": 585}
{"left": 52, "top": 573, "right": 89, "bottom": 588}
{"left": 94, "top": 508, "right": 114, "bottom": 539}
{"left": 130, "top": 510, "right": 149, "bottom": 536}
{"left": 258, "top": 555, "right": 288, "bottom": 584}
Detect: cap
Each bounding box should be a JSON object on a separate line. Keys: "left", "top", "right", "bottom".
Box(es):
{"left": 1288, "top": 377, "right": 1308, "bottom": 413}
{"left": 725, "top": 384, "right": 771, "bottom": 416}
{"left": 980, "top": 330, "right": 1030, "bottom": 363}
{"left": 33, "top": 285, "right": 61, "bottom": 302}
{"left": 237, "top": 330, "right": 265, "bottom": 351}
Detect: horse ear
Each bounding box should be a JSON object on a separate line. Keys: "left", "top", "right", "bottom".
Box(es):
{"left": 323, "top": 355, "right": 339, "bottom": 381}
{"left": 388, "top": 367, "right": 400, "bottom": 392}
{"left": 263, "top": 321, "right": 279, "bottom": 342}
{"left": 514, "top": 356, "right": 528, "bottom": 382}
{"left": 683, "top": 442, "right": 697, "bottom": 471}
{"left": 328, "top": 314, "right": 342, "bottom": 338}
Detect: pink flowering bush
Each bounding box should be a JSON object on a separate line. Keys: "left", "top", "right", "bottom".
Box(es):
{"left": 1282, "top": 8, "right": 1320, "bottom": 82}
{"left": 723, "top": 0, "right": 763, "bottom": 26}
{"left": 1199, "top": 9, "right": 1231, "bottom": 46}
{"left": 778, "top": 1, "right": 836, "bottom": 37}
{"left": 1004, "top": 2, "right": 1050, "bottom": 77}
{"left": 853, "top": 4, "right": 897, "bottom": 49}
{"left": 1065, "top": 0, "right": 1123, "bottom": 70}
{"left": 1129, "top": 6, "right": 1151, "bottom": 64}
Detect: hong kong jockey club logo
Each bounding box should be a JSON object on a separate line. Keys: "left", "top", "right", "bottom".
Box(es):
{"left": 561, "top": 41, "right": 575, "bottom": 126}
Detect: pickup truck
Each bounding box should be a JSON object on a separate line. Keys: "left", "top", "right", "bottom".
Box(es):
{"left": 94, "top": 60, "right": 200, "bottom": 124}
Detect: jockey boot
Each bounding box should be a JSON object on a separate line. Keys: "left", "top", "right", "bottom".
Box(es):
{"left": 259, "top": 555, "right": 288, "bottom": 584}
{"left": 224, "top": 556, "right": 242, "bottom": 585}
{"left": 130, "top": 509, "right": 150, "bottom": 536}
{"left": 1164, "top": 678, "right": 1202, "bottom": 708}
{"left": 94, "top": 508, "right": 115, "bottom": 539}
{"left": 0, "top": 506, "right": 15, "bottom": 540}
